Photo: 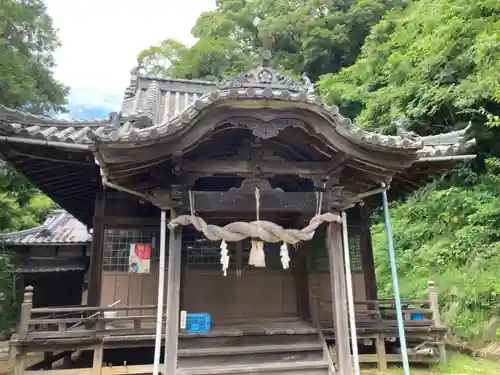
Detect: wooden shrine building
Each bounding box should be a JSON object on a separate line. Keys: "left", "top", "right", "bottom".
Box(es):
{"left": 0, "top": 55, "right": 476, "bottom": 375}
{"left": 0, "top": 209, "right": 91, "bottom": 308}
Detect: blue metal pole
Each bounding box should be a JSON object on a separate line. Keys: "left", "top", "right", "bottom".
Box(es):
{"left": 381, "top": 182, "right": 411, "bottom": 375}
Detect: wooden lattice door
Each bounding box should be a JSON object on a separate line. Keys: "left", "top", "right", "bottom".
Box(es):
{"left": 182, "top": 232, "right": 298, "bottom": 324}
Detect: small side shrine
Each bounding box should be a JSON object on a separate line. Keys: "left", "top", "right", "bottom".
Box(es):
{"left": 0, "top": 52, "right": 475, "bottom": 375}
{"left": 0, "top": 210, "right": 91, "bottom": 308}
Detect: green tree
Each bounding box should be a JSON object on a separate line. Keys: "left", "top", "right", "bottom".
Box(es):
{"left": 0, "top": 0, "right": 61, "bottom": 234}
{"left": 0, "top": 0, "right": 64, "bottom": 334}
{"left": 0, "top": 0, "right": 68, "bottom": 114}
{"left": 316, "top": 0, "right": 500, "bottom": 342}
{"left": 372, "top": 172, "right": 500, "bottom": 340}
{"left": 318, "top": 0, "right": 500, "bottom": 141}
{"left": 138, "top": 0, "right": 407, "bottom": 81}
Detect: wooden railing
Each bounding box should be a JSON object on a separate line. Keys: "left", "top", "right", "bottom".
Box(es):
{"left": 17, "top": 292, "right": 161, "bottom": 340}
{"left": 314, "top": 281, "right": 447, "bottom": 370}
{"left": 313, "top": 281, "right": 443, "bottom": 329}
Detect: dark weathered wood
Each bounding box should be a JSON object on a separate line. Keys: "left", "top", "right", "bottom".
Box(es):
{"left": 292, "top": 242, "right": 311, "bottom": 321}
{"left": 163, "top": 208, "right": 183, "bottom": 374}
{"left": 327, "top": 222, "right": 352, "bottom": 375}
{"left": 182, "top": 159, "right": 332, "bottom": 176}
{"left": 87, "top": 190, "right": 105, "bottom": 306}
{"left": 27, "top": 351, "right": 73, "bottom": 371}
{"left": 151, "top": 190, "right": 348, "bottom": 212}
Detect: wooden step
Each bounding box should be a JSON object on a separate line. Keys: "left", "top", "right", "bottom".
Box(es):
{"left": 178, "top": 333, "right": 325, "bottom": 369}
{"left": 179, "top": 332, "right": 319, "bottom": 349}
{"left": 177, "top": 360, "right": 329, "bottom": 375}
{"left": 179, "top": 342, "right": 322, "bottom": 357}
{"left": 178, "top": 351, "right": 323, "bottom": 368}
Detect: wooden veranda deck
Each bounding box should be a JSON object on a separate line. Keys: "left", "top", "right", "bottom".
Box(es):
{"left": 10, "top": 282, "right": 447, "bottom": 375}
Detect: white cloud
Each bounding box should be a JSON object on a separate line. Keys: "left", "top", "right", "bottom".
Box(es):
{"left": 44, "top": 0, "right": 216, "bottom": 115}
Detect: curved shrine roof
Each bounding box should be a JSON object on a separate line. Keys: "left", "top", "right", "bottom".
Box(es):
{"left": 0, "top": 65, "right": 475, "bottom": 159}
{"left": 0, "top": 61, "right": 477, "bottom": 223}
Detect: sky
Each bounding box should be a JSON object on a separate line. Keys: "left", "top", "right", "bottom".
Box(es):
{"left": 44, "top": 0, "right": 216, "bottom": 119}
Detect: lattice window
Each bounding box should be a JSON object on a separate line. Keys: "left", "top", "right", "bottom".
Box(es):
{"left": 183, "top": 231, "right": 285, "bottom": 270}
{"left": 308, "top": 226, "right": 363, "bottom": 272}
{"left": 184, "top": 229, "right": 232, "bottom": 270}
{"left": 348, "top": 231, "right": 362, "bottom": 272}
{"left": 103, "top": 229, "right": 160, "bottom": 272}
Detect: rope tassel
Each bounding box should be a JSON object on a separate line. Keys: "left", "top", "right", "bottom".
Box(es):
{"left": 249, "top": 240, "right": 266, "bottom": 268}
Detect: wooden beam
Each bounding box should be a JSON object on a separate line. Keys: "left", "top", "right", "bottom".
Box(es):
{"left": 163, "top": 208, "right": 182, "bottom": 374}
{"left": 150, "top": 190, "right": 349, "bottom": 212}
{"left": 327, "top": 222, "right": 353, "bottom": 375}
{"left": 182, "top": 159, "right": 330, "bottom": 176}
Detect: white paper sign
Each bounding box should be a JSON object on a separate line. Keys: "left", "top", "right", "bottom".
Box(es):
{"left": 129, "top": 243, "right": 152, "bottom": 274}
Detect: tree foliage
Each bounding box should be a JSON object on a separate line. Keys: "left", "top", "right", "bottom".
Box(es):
{"left": 0, "top": 0, "right": 60, "bottom": 235}
{"left": 344, "top": 0, "right": 500, "bottom": 342}
{"left": 0, "top": 0, "right": 68, "bottom": 114}
{"left": 0, "top": 161, "right": 54, "bottom": 233}
{"left": 137, "top": 0, "right": 407, "bottom": 81}
{"left": 318, "top": 0, "right": 500, "bottom": 139}
{"left": 372, "top": 171, "right": 500, "bottom": 340}
{"left": 0, "top": 0, "right": 63, "bottom": 334}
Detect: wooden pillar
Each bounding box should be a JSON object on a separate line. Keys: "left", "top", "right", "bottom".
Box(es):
{"left": 92, "top": 343, "right": 104, "bottom": 374}
{"left": 292, "top": 243, "right": 311, "bottom": 322}
{"left": 87, "top": 190, "right": 106, "bottom": 306}
{"left": 43, "top": 352, "right": 53, "bottom": 369}
{"left": 359, "top": 203, "right": 377, "bottom": 301}
{"left": 163, "top": 208, "right": 183, "bottom": 375}
{"left": 13, "top": 349, "right": 26, "bottom": 375}
{"left": 376, "top": 333, "right": 388, "bottom": 370}
{"left": 63, "top": 353, "right": 73, "bottom": 367}
{"left": 14, "top": 286, "right": 33, "bottom": 375}
{"left": 429, "top": 280, "right": 447, "bottom": 364}
{"left": 327, "top": 222, "right": 353, "bottom": 375}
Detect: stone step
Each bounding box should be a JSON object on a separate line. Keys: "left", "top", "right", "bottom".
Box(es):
{"left": 177, "top": 360, "right": 329, "bottom": 375}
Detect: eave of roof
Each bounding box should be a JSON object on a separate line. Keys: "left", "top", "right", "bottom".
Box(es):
{"left": 14, "top": 263, "right": 86, "bottom": 274}
{"left": 0, "top": 64, "right": 476, "bottom": 160}
{"left": 0, "top": 209, "right": 92, "bottom": 246}
{"left": 0, "top": 62, "right": 477, "bottom": 207}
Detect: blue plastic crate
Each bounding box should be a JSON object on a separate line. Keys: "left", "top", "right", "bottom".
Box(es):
{"left": 185, "top": 313, "right": 211, "bottom": 333}
{"left": 409, "top": 312, "right": 424, "bottom": 321}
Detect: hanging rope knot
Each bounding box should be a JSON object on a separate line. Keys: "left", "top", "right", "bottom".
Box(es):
{"left": 168, "top": 212, "right": 341, "bottom": 244}
{"left": 168, "top": 186, "right": 342, "bottom": 271}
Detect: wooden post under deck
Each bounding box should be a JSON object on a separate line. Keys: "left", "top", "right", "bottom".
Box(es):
{"left": 327, "top": 222, "right": 353, "bottom": 375}
{"left": 428, "top": 280, "right": 447, "bottom": 364}
{"left": 163, "top": 208, "right": 183, "bottom": 375}
{"left": 14, "top": 286, "right": 33, "bottom": 375}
